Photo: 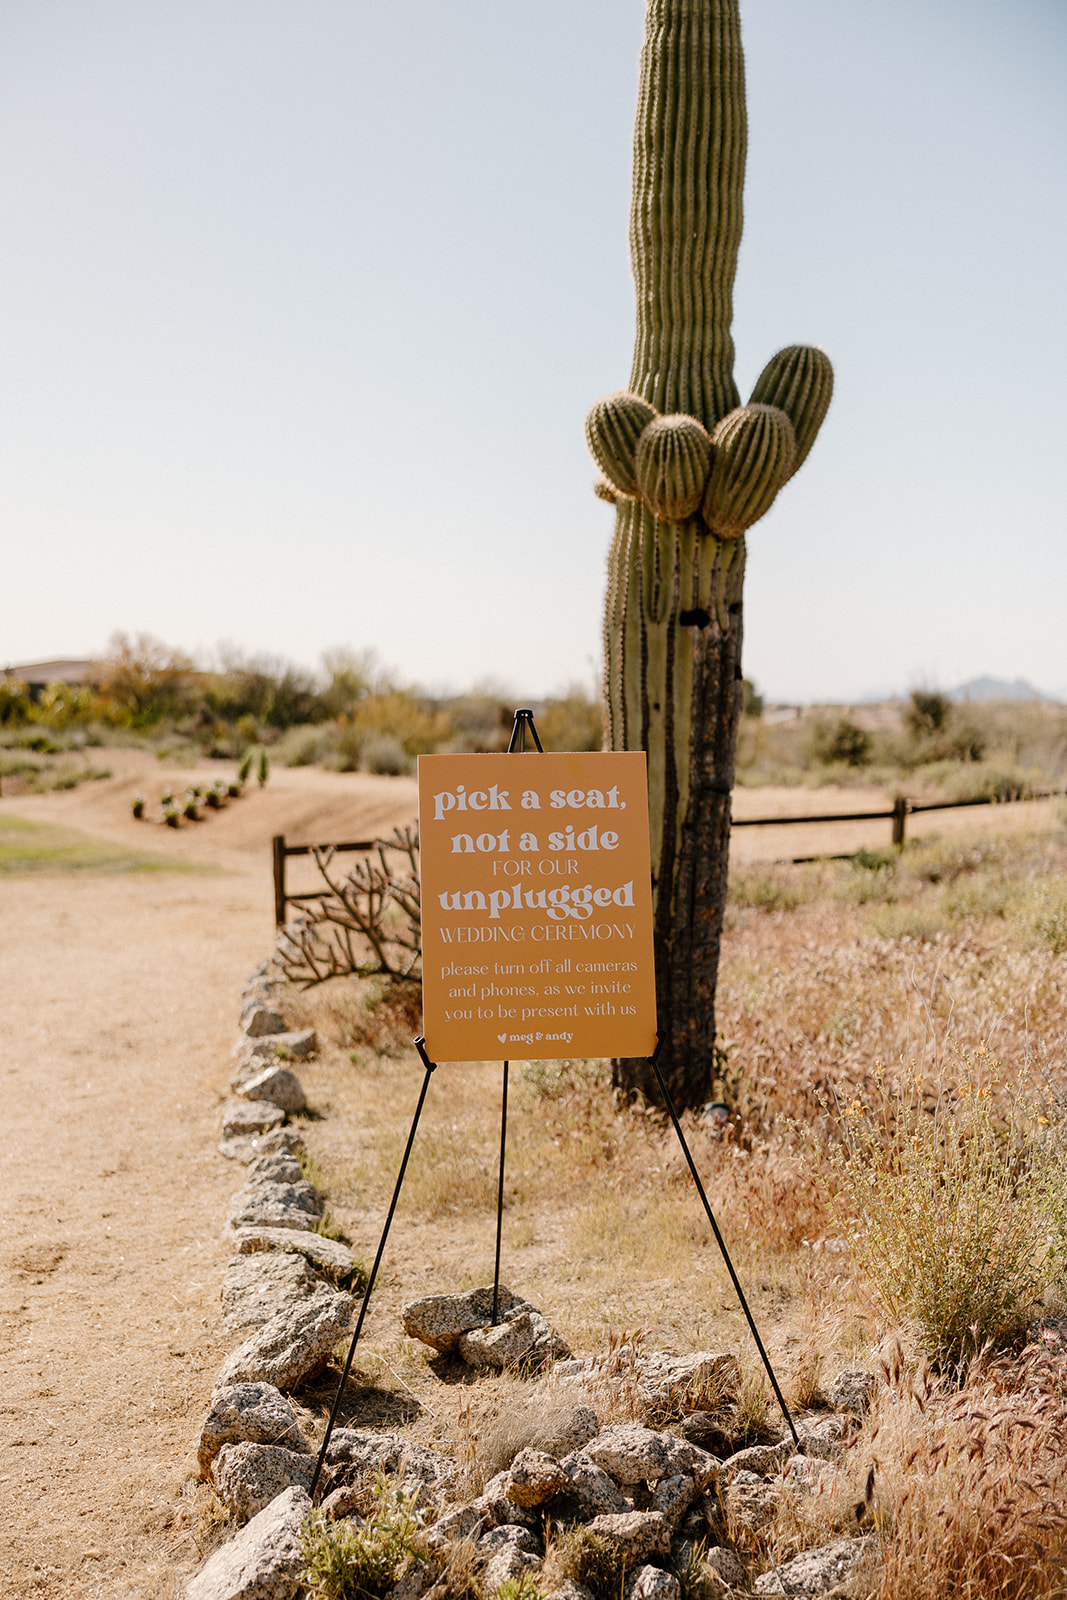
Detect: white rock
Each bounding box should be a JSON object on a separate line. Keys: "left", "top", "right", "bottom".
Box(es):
{"left": 199, "top": 1382, "right": 312, "bottom": 1478}
{"left": 722, "top": 1441, "right": 792, "bottom": 1478}
{"left": 704, "top": 1547, "right": 748, "bottom": 1590}
{"left": 626, "top": 1565, "right": 681, "bottom": 1600}
{"left": 213, "top": 1441, "right": 315, "bottom": 1523}
{"left": 222, "top": 1252, "right": 323, "bottom": 1335}
{"left": 585, "top": 1425, "right": 719, "bottom": 1488}
{"left": 482, "top": 1546, "right": 541, "bottom": 1590}
{"left": 231, "top": 1226, "right": 355, "bottom": 1282}
{"left": 244, "top": 1006, "right": 287, "bottom": 1038}
{"left": 214, "top": 1446, "right": 315, "bottom": 1516}
{"left": 237, "top": 1067, "right": 307, "bottom": 1115}
{"left": 401, "top": 1286, "right": 528, "bottom": 1352}
{"left": 325, "top": 1427, "right": 453, "bottom": 1486}
{"left": 222, "top": 1102, "right": 286, "bottom": 1139}
{"left": 245, "top": 1153, "right": 305, "bottom": 1185}
{"left": 184, "top": 1483, "right": 311, "bottom": 1599}
{"left": 217, "top": 1287, "right": 355, "bottom": 1391}
{"left": 754, "top": 1535, "right": 873, "bottom": 1594}
{"left": 228, "top": 1179, "right": 324, "bottom": 1232}
{"left": 827, "top": 1370, "right": 877, "bottom": 1419}
{"left": 219, "top": 1129, "right": 305, "bottom": 1165}
{"left": 585, "top": 1511, "right": 671, "bottom": 1563}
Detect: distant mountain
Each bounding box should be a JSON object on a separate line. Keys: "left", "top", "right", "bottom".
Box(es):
{"left": 949, "top": 676, "right": 1058, "bottom": 704}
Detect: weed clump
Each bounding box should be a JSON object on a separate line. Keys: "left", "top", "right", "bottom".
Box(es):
{"left": 827, "top": 1052, "right": 1065, "bottom": 1370}
{"left": 301, "top": 1483, "right": 424, "bottom": 1600}
{"left": 542, "top": 1525, "right": 626, "bottom": 1600}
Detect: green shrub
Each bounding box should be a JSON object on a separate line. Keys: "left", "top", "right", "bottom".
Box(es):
{"left": 0, "top": 680, "right": 30, "bottom": 725}
{"left": 728, "top": 868, "right": 804, "bottom": 913}
{"left": 363, "top": 735, "right": 411, "bottom": 776}
{"left": 807, "top": 717, "right": 872, "bottom": 768}
{"left": 301, "top": 1483, "right": 425, "bottom": 1600}
{"left": 1010, "top": 876, "right": 1067, "bottom": 954}
{"left": 827, "top": 1054, "right": 1065, "bottom": 1370}
{"left": 867, "top": 903, "right": 947, "bottom": 942}
{"left": 543, "top": 1526, "right": 626, "bottom": 1600}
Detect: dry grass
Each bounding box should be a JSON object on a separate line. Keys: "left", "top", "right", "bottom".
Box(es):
{"left": 288, "top": 817, "right": 1067, "bottom": 1595}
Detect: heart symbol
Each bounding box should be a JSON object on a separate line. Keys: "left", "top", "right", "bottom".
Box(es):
{"left": 497, "top": 1033, "right": 507, "bottom": 1044}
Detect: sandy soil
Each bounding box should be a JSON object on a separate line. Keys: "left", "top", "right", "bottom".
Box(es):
{"left": 0, "top": 753, "right": 1054, "bottom": 1595}
{"left": 0, "top": 758, "right": 417, "bottom": 1598}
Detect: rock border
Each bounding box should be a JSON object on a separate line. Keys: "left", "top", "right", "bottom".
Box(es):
{"left": 184, "top": 964, "right": 880, "bottom": 1600}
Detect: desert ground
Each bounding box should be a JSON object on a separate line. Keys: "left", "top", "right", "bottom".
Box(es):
{"left": 0, "top": 755, "right": 1061, "bottom": 1596}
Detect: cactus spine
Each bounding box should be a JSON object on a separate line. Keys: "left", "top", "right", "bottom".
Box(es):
{"left": 589, "top": 0, "right": 832, "bottom": 1108}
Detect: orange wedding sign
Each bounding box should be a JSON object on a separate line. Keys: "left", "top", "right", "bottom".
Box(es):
{"left": 417, "top": 751, "right": 657, "bottom": 1062}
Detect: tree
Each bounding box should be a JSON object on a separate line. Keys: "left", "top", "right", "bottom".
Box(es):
{"left": 585, "top": 0, "right": 833, "bottom": 1109}
{"left": 98, "top": 632, "right": 194, "bottom": 726}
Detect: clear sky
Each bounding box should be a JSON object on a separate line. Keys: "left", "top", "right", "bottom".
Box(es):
{"left": 2, "top": 0, "right": 1065, "bottom": 703}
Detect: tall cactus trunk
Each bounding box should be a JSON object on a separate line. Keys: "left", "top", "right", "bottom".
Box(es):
{"left": 588, "top": 0, "right": 832, "bottom": 1110}
{"left": 608, "top": 0, "right": 747, "bottom": 1107}
{"left": 606, "top": 507, "right": 746, "bottom": 1106}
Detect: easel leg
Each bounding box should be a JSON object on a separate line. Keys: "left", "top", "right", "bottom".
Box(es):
{"left": 309, "top": 1040, "right": 438, "bottom": 1499}
{"left": 491, "top": 1061, "right": 509, "bottom": 1324}
{"left": 647, "top": 1044, "right": 800, "bottom": 1450}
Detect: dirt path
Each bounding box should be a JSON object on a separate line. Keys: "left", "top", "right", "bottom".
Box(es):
{"left": 0, "top": 761, "right": 418, "bottom": 1598}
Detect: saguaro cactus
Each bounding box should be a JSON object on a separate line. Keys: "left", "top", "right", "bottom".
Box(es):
{"left": 587, "top": 0, "right": 833, "bottom": 1109}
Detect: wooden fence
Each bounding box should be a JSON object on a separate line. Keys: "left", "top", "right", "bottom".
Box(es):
{"left": 271, "top": 833, "right": 374, "bottom": 926}
{"left": 271, "top": 787, "right": 1060, "bottom": 923}
{"left": 732, "top": 788, "right": 1059, "bottom": 859}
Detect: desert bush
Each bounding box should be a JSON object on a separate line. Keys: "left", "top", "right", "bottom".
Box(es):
{"left": 321, "top": 976, "right": 423, "bottom": 1058}
{"left": 914, "top": 760, "right": 1043, "bottom": 803}
{"left": 352, "top": 691, "right": 450, "bottom": 759}
{"left": 835, "top": 851, "right": 897, "bottom": 906}
{"left": 904, "top": 690, "right": 950, "bottom": 742}
{"left": 98, "top": 631, "right": 195, "bottom": 726}
{"left": 273, "top": 829, "right": 421, "bottom": 987}
{"left": 728, "top": 867, "right": 805, "bottom": 913}
{"left": 826, "top": 1053, "right": 1065, "bottom": 1369}
{"left": 362, "top": 734, "right": 410, "bottom": 776}
{"left": 301, "top": 1482, "right": 426, "bottom": 1600}
{"left": 31, "top": 682, "right": 96, "bottom": 729}
{"left": 1011, "top": 876, "right": 1067, "bottom": 954}
{"left": 542, "top": 1525, "right": 626, "bottom": 1600}
{"left": 0, "top": 680, "right": 30, "bottom": 724}
{"left": 807, "top": 718, "right": 872, "bottom": 768}
{"left": 274, "top": 725, "right": 336, "bottom": 767}
{"left": 537, "top": 686, "right": 603, "bottom": 753}
{"left": 866, "top": 902, "right": 947, "bottom": 942}
{"left": 843, "top": 1343, "right": 1067, "bottom": 1599}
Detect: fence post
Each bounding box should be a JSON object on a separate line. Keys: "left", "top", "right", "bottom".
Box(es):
{"left": 891, "top": 796, "right": 908, "bottom": 848}
{"left": 272, "top": 834, "right": 287, "bottom": 926}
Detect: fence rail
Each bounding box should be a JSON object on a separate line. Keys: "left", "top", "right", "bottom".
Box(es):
{"left": 733, "top": 787, "right": 1060, "bottom": 855}
{"left": 272, "top": 833, "right": 374, "bottom": 926}
{"left": 271, "top": 787, "right": 1062, "bottom": 923}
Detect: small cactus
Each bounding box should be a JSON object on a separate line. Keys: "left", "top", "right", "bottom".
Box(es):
{"left": 237, "top": 752, "right": 253, "bottom": 786}
{"left": 131, "top": 794, "right": 146, "bottom": 819}
{"left": 257, "top": 749, "right": 270, "bottom": 788}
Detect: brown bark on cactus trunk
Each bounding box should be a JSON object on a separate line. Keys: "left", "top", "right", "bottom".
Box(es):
{"left": 610, "top": 509, "right": 746, "bottom": 1108}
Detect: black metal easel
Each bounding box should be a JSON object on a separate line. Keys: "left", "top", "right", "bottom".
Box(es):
{"left": 309, "top": 710, "right": 796, "bottom": 1498}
